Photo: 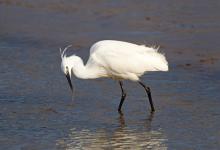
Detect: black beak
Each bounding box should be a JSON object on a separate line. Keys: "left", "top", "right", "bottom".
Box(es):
{"left": 65, "top": 71, "right": 73, "bottom": 93}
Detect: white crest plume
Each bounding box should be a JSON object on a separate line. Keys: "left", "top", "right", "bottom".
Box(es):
{"left": 60, "top": 45, "right": 72, "bottom": 59}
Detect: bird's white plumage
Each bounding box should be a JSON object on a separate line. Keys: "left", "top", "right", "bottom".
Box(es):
{"left": 61, "top": 40, "right": 168, "bottom": 81}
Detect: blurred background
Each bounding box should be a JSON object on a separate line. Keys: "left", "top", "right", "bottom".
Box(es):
{"left": 0, "top": 0, "right": 220, "bottom": 149}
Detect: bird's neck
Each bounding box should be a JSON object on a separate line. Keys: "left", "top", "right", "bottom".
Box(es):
{"left": 71, "top": 57, "right": 102, "bottom": 79}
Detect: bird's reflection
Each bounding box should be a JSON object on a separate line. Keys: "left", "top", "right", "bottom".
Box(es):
{"left": 144, "top": 112, "right": 154, "bottom": 128}
{"left": 118, "top": 112, "right": 126, "bottom": 127}
{"left": 117, "top": 111, "right": 154, "bottom": 128}
{"left": 56, "top": 112, "right": 167, "bottom": 149}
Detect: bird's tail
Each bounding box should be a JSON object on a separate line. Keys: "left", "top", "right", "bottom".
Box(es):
{"left": 145, "top": 50, "right": 169, "bottom": 72}
{"left": 140, "top": 45, "right": 168, "bottom": 71}
{"left": 153, "top": 52, "right": 168, "bottom": 71}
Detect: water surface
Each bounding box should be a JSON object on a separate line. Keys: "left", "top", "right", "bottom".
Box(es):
{"left": 0, "top": 0, "right": 220, "bottom": 149}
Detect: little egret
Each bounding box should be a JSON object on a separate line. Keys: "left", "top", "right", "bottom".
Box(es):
{"left": 60, "top": 40, "right": 168, "bottom": 112}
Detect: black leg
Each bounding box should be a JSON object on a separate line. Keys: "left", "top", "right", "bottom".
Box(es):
{"left": 138, "top": 81, "right": 155, "bottom": 112}
{"left": 118, "top": 81, "right": 127, "bottom": 112}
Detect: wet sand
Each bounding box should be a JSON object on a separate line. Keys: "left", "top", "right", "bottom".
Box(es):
{"left": 0, "top": 1, "right": 220, "bottom": 149}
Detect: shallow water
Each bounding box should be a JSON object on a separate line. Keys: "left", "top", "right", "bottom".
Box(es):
{"left": 0, "top": 0, "right": 220, "bottom": 149}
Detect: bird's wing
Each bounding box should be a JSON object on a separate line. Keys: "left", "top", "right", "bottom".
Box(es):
{"left": 97, "top": 48, "right": 151, "bottom": 74}
{"left": 89, "top": 40, "right": 156, "bottom": 55}
{"left": 88, "top": 40, "right": 168, "bottom": 78}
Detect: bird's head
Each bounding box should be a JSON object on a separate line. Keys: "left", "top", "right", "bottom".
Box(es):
{"left": 60, "top": 45, "right": 74, "bottom": 93}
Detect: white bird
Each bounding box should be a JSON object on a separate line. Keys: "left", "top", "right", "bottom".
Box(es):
{"left": 60, "top": 40, "right": 168, "bottom": 112}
